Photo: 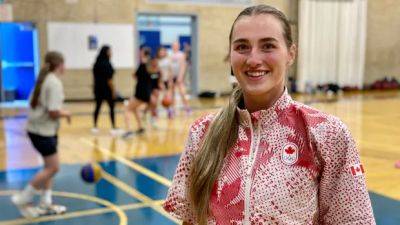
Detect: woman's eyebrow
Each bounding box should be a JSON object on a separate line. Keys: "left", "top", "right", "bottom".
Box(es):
{"left": 232, "top": 38, "right": 248, "bottom": 44}
{"left": 259, "top": 37, "right": 278, "bottom": 43}
{"left": 232, "top": 37, "right": 278, "bottom": 44}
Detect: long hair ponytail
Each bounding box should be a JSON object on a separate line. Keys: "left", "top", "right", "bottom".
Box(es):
{"left": 189, "top": 86, "right": 242, "bottom": 224}
{"left": 188, "top": 5, "right": 293, "bottom": 224}
{"left": 30, "top": 51, "right": 64, "bottom": 108}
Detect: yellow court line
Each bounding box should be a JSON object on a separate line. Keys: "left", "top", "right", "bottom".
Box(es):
{"left": 80, "top": 138, "right": 172, "bottom": 187}
{"left": 0, "top": 190, "right": 128, "bottom": 225}
{"left": 100, "top": 170, "right": 181, "bottom": 224}
{"left": 0, "top": 202, "right": 156, "bottom": 225}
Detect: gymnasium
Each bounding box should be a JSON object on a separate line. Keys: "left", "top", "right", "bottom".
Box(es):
{"left": 0, "top": 0, "right": 399, "bottom": 224}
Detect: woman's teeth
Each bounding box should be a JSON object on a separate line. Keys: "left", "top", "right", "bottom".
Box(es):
{"left": 246, "top": 71, "right": 269, "bottom": 77}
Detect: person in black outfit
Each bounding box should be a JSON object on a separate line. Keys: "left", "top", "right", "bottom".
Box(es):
{"left": 92, "top": 45, "right": 118, "bottom": 135}
{"left": 139, "top": 46, "right": 151, "bottom": 64}
{"left": 147, "top": 55, "right": 162, "bottom": 124}
{"left": 123, "top": 56, "right": 160, "bottom": 138}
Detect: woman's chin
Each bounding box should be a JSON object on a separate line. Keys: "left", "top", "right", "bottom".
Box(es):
{"left": 241, "top": 85, "right": 272, "bottom": 97}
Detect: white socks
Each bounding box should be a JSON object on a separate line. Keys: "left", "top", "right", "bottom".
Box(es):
{"left": 22, "top": 184, "right": 38, "bottom": 202}
{"left": 12, "top": 184, "right": 38, "bottom": 205}
{"left": 20, "top": 185, "right": 53, "bottom": 206}
{"left": 40, "top": 189, "right": 52, "bottom": 206}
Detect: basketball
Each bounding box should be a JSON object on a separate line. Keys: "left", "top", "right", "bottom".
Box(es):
{"left": 162, "top": 94, "right": 173, "bottom": 108}
{"left": 80, "top": 163, "right": 102, "bottom": 183}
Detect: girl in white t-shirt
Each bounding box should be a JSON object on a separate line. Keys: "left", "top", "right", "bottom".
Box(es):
{"left": 12, "top": 52, "right": 71, "bottom": 218}
{"left": 157, "top": 46, "right": 175, "bottom": 119}
{"left": 169, "top": 42, "right": 191, "bottom": 116}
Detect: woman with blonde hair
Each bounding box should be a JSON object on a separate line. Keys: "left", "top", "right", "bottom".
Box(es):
{"left": 12, "top": 51, "right": 70, "bottom": 218}
{"left": 163, "top": 5, "right": 375, "bottom": 225}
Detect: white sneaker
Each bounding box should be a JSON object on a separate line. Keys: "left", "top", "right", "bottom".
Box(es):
{"left": 18, "top": 205, "right": 41, "bottom": 218}
{"left": 12, "top": 193, "right": 40, "bottom": 218}
{"left": 149, "top": 117, "right": 157, "bottom": 129}
{"left": 122, "top": 131, "right": 134, "bottom": 139}
{"left": 123, "top": 99, "right": 130, "bottom": 106}
{"left": 91, "top": 127, "right": 99, "bottom": 134}
{"left": 110, "top": 128, "right": 123, "bottom": 136}
{"left": 37, "top": 204, "right": 67, "bottom": 216}
{"left": 11, "top": 192, "right": 33, "bottom": 206}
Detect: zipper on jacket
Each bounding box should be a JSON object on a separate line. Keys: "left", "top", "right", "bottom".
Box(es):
{"left": 243, "top": 120, "right": 261, "bottom": 225}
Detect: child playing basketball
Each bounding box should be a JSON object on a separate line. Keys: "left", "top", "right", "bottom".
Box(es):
{"left": 157, "top": 46, "right": 174, "bottom": 119}
{"left": 122, "top": 57, "right": 161, "bottom": 138}
{"left": 11, "top": 52, "right": 70, "bottom": 218}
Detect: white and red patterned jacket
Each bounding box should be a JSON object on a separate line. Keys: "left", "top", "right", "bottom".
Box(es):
{"left": 163, "top": 90, "right": 376, "bottom": 225}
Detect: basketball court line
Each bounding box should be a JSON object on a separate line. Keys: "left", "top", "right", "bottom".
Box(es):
{"left": 0, "top": 201, "right": 157, "bottom": 225}
{"left": 0, "top": 190, "right": 129, "bottom": 225}
{"left": 99, "top": 167, "right": 180, "bottom": 224}
{"left": 80, "top": 138, "right": 173, "bottom": 187}
{"left": 0, "top": 137, "right": 177, "bottom": 224}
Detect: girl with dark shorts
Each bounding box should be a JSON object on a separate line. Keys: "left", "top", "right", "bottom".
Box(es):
{"left": 12, "top": 52, "right": 71, "bottom": 218}
{"left": 123, "top": 57, "right": 160, "bottom": 138}
{"left": 149, "top": 67, "right": 162, "bottom": 120}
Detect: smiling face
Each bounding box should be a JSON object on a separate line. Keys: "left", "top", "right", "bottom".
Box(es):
{"left": 230, "top": 14, "right": 295, "bottom": 100}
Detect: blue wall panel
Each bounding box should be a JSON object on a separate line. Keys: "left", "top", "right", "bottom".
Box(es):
{"left": 0, "top": 22, "right": 38, "bottom": 101}
{"left": 139, "top": 31, "right": 161, "bottom": 58}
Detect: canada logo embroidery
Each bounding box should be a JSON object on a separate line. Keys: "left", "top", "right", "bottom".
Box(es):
{"left": 349, "top": 164, "right": 365, "bottom": 177}
{"left": 281, "top": 143, "right": 299, "bottom": 165}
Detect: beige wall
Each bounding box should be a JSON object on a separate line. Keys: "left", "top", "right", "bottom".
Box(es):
{"left": 365, "top": 0, "right": 400, "bottom": 84}
{"left": 7, "top": 0, "right": 292, "bottom": 100}
{"left": 6, "top": 0, "right": 398, "bottom": 99}
{"left": 8, "top": 0, "right": 138, "bottom": 100}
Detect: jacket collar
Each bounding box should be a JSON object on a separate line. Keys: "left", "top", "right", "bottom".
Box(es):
{"left": 236, "top": 88, "right": 293, "bottom": 127}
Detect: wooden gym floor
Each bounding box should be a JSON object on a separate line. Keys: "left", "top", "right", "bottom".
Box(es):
{"left": 0, "top": 90, "right": 399, "bottom": 225}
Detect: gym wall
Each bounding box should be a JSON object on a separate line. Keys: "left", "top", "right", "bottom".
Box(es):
{"left": 6, "top": 0, "right": 399, "bottom": 99}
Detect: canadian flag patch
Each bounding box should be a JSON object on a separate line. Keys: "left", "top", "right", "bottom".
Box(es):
{"left": 281, "top": 143, "right": 299, "bottom": 165}
{"left": 350, "top": 164, "right": 365, "bottom": 176}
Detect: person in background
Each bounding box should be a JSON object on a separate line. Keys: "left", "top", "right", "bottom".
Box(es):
{"left": 170, "top": 41, "right": 191, "bottom": 116}
{"left": 157, "top": 46, "right": 174, "bottom": 119}
{"left": 12, "top": 51, "right": 71, "bottom": 218}
{"left": 122, "top": 56, "right": 161, "bottom": 138}
{"left": 147, "top": 49, "right": 163, "bottom": 126}
{"left": 139, "top": 46, "right": 152, "bottom": 64}
{"left": 92, "top": 45, "right": 120, "bottom": 135}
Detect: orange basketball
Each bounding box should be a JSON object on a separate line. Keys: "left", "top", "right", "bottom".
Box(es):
{"left": 162, "top": 94, "right": 173, "bottom": 107}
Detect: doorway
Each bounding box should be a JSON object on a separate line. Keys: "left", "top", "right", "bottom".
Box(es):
{"left": 136, "top": 13, "right": 199, "bottom": 95}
